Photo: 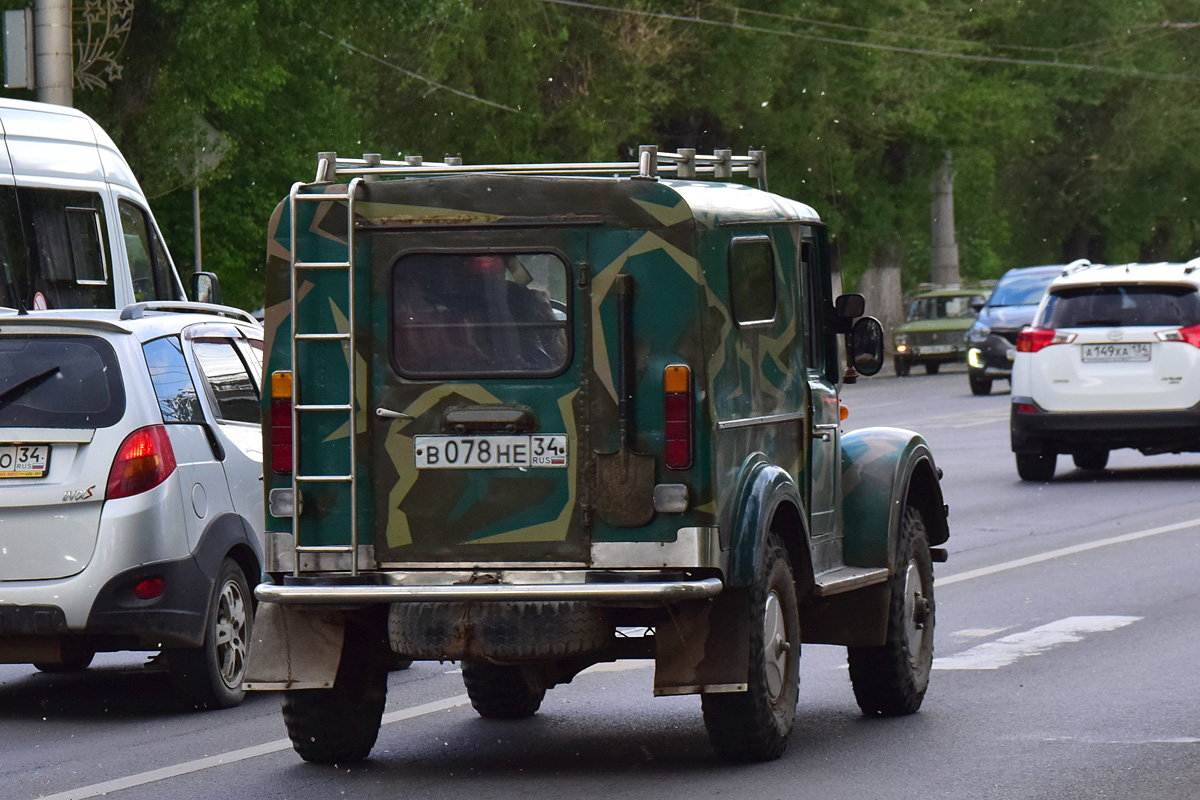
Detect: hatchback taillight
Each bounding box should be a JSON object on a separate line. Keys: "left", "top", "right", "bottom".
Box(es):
{"left": 663, "top": 364, "right": 693, "bottom": 470}
{"left": 1155, "top": 324, "right": 1200, "bottom": 348}
{"left": 271, "top": 370, "right": 293, "bottom": 474}
{"left": 1016, "top": 328, "right": 1076, "bottom": 353}
{"left": 106, "top": 425, "right": 177, "bottom": 500}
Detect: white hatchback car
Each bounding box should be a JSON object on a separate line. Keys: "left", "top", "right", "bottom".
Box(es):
{"left": 0, "top": 302, "right": 264, "bottom": 708}
{"left": 1010, "top": 261, "right": 1200, "bottom": 481}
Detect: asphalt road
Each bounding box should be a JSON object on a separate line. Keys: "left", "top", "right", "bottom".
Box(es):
{"left": 3, "top": 365, "right": 1198, "bottom": 800}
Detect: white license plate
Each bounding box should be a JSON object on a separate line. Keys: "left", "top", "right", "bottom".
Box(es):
{"left": 0, "top": 443, "right": 49, "bottom": 478}
{"left": 414, "top": 435, "right": 568, "bottom": 469}
{"left": 1081, "top": 343, "right": 1151, "bottom": 362}
{"left": 920, "top": 344, "right": 953, "bottom": 355}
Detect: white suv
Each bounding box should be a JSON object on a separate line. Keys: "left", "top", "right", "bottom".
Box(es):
{"left": 0, "top": 303, "right": 264, "bottom": 708}
{"left": 1010, "top": 261, "right": 1200, "bottom": 481}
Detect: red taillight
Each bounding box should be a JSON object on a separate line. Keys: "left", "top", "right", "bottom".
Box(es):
{"left": 133, "top": 577, "right": 165, "bottom": 600}
{"left": 271, "top": 371, "right": 293, "bottom": 474}
{"left": 1155, "top": 324, "right": 1200, "bottom": 348}
{"left": 106, "top": 425, "right": 177, "bottom": 500}
{"left": 663, "top": 365, "right": 693, "bottom": 470}
{"left": 1016, "top": 328, "right": 1076, "bottom": 353}
{"left": 1014, "top": 403, "right": 1039, "bottom": 415}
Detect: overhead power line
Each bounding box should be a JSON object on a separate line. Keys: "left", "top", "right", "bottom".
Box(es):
{"left": 540, "top": 0, "right": 1200, "bottom": 85}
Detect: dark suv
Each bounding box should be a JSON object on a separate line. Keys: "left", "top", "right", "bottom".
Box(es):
{"left": 965, "top": 265, "right": 1065, "bottom": 395}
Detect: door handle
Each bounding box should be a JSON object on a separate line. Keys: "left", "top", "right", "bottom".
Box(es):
{"left": 811, "top": 422, "right": 838, "bottom": 442}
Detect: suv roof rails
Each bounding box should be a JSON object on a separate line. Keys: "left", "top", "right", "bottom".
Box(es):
{"left": 1061, "top": 258, "right": 1093, "bottom": 276}
{"left": 1183, "top": 257, "right": 1200, "bottom": 274}
{"left": 119, "top": 301, "right": 259, "bottom": 325}
{"left": 311, "top": 146, "right": 770, "bottom": 191}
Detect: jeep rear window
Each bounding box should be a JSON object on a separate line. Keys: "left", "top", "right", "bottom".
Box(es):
{"left": 0, "top": 336, "right": 125, "bottom": 428}
{"left": 391, "top": 252, "right": 569, "bottom": 377}
{"left": 1042, "top": 284, "right": 1200, "bottom": 328}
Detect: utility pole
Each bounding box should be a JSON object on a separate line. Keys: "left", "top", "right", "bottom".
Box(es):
{"left": 930, "top": 150, "right": 961, "bottom": 287}
{"left": 34, "top": 0, "right": 72, "bottom": 106}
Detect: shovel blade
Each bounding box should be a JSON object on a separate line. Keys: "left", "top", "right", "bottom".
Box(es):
{"left": 596, "top": 448, "right": 656, "bottom": 527}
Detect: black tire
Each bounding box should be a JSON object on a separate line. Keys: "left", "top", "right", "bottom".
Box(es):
{"left": 282, "top": 619, "right": 390, "bottom": 763}
{"left": 894, "top": 358, "right": 911, "bottom": 377}
{"left": 1073, "top": 450, "right": 1109, "bottom": 471}
{"left": 924, "top": 362, "right": 940, "bottom": 375}
{"left": 387, "top": 653, "right": 414, "bottom": 671}
{"left": 847, "top": 505, "right": 935, "bottom": 716}
{"left": 968, "top": 373, "right": 992, "bottom": 396}
{"left": 461, "top": 661, "right": 546, "bottom": 719}
{"left": 702, "top": 531, "right": 800, "bottom": 762}
{"left": 1016, "top": 451, "right": 1056, "bottom": 482}
{"left": 169, "top": 559, "right": 251, "bottom": 709}
{"left": 34, "top": 642, "right": 95, "bottom": 673}
{"left": 389, "top": 600, "right": 610, "bottom": 661}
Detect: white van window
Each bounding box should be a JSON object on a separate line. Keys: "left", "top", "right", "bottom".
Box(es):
{"left": 0, "top": 187, "right": 115, "bottom": 310}
{"left": 119, "top": 200, "right": 183, "bottom": 303}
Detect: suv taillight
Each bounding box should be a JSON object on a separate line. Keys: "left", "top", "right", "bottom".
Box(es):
{"left": 1016, "top": 328, "right": 1076, "bottom": 353}
{"left": 1155, "top": 324, "right": 1200, "bottom": 348}
{"left": 663, "top": 364, "right": 693, "bottom": 470}
{"left": 271, "top": 370, "right": 293, "bottom": 474}
{"left": 106, "top": 425, "right": 177, "bottom": 500}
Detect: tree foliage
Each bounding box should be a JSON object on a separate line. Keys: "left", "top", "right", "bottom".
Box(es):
{"left": 4, "top": 0, "right": 1200, "bottom": 307}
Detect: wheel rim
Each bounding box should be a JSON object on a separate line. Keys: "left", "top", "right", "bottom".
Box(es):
{"left": 902, "top": 559, "right": 929, "bottom": 668}
{"left": 763, "top": 589, "right": 789, "bottom": 703}
{"left": 214, "top": 579, "right": 248, "bottom": 689}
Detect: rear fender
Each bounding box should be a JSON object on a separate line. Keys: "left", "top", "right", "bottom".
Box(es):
{"left": 727, "top": 453, "right": 811, "bottom": 588}
{"left": 841, "top": 427, "right": 947, "bottom": 571}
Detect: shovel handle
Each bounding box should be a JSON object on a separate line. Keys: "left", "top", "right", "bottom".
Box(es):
{"left": 616, "top": 274, "right": 635, "bottom": 449}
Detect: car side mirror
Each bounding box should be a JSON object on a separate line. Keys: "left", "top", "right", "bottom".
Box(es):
{"left": 192, "top": 271, "right": 221, "bottom": 304}
{"left": 971, "top": 300, "right": 986, "bottom": 312}
{"left": 835, "top": 293, "right": 866, "bottom": 319}
{"left": 849, "top": 316, "right": 885, "bottom": 378}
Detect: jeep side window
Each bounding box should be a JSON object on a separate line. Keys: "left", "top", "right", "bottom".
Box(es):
{"left": 391, "top": 252, "right": 570, "bottom": 378}
{"left": 144, "top": 336, "right": 203, "bottom": 423}
{"left": 120, "top": 200, "right": 182, "bottom": 303}
{"left": 729, "top": 237, "right": 777, "bottom": 326}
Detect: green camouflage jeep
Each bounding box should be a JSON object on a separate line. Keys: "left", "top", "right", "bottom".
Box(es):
{"left": 245, "top": 147, "right": 950, "bottom": 764}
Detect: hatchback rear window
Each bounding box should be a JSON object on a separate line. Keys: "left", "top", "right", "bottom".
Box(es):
{"left": 0, "top": 336, "right": 125, "bottom": 428}
{"left": 391, "top": 252, "right": 570, "bottom": 377}
{"left": 1042, "top": 284, "right": 1200, "bottom": 328}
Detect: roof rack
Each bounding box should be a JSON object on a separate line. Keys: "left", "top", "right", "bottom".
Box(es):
{"left": 311, "top": 145, "right": 770, "bottom": 192}
{"left": 119, "top": 301, "right": 259, "bottom": 325}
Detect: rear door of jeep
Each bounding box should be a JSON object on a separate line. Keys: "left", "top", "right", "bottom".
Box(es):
{"left": 365, "top": 227, "right": 588, "bottom": 565}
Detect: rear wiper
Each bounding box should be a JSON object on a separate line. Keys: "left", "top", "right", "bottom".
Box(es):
{"left": 0, "top": 366, "right": 61, "bottom": 410}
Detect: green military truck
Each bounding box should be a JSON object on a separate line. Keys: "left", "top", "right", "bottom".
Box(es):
{"left": 245, "top": 147, "right": 949, "bottom": 764}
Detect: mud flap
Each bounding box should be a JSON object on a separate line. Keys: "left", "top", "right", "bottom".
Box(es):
{"left": 243, "top": 603, "right": 345, "bottom": 690}
{"left": 653, "top": 589, "right": 750, "bottom": 695}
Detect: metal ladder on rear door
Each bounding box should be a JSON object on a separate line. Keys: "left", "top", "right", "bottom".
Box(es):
{"left": 288, "top": 177, "right": 363, "bottom": 576}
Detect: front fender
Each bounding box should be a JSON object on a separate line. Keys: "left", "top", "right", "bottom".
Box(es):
{"left": 841, "top": 427, "right": 947, "bottom": 570}
{"left": 727, "top": 453, "right": 806, "bottom": 587}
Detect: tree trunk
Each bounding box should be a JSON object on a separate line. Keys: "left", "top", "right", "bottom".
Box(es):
{"left": 930, "top": 150, "right": 960, "bottom": 287}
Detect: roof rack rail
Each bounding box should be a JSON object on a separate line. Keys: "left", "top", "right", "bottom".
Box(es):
{"left": 1183, "top": 257, "right": 1200, "bottom": 274}
{"left": 311, "top": 146, "right": 770, "bottom": 192}
{"left": 119, "top": 301, "right": 259, "bottom": 325}
{"left": 1061, "top": 258, "right": 1093, "bottom": 276}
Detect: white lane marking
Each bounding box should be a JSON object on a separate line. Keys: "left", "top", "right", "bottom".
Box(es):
{"left": 34, "top": 694, "right": 471, "bottom": 800}
{"left": 939, "top": 516, "right": 1200, "bottom": 587}
{"left": 933, "top": 616, "right": 1140, "bottom": 670}
{"left": 1041, "top": 735, "right": 1200, "bottom": 745}
{"left": 951, "top": 627, "right": 1014, "bottom": 639}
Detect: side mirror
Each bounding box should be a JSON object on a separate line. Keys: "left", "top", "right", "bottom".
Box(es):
{"left": 849, "top": 316, "right": 885, "bottom": 377}
{"left": 834, "top": 293, "right": 866, "bottom": 319}
{"left": 191, "top": 271, "right": 221, "bottom": 304}
{"left": 971, "top": 300, "right": 986, "bottom": 312}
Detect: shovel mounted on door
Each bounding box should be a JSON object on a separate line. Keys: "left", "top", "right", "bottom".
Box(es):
{"left": 596, "top": 274, "right": 656, "bottom": 527}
